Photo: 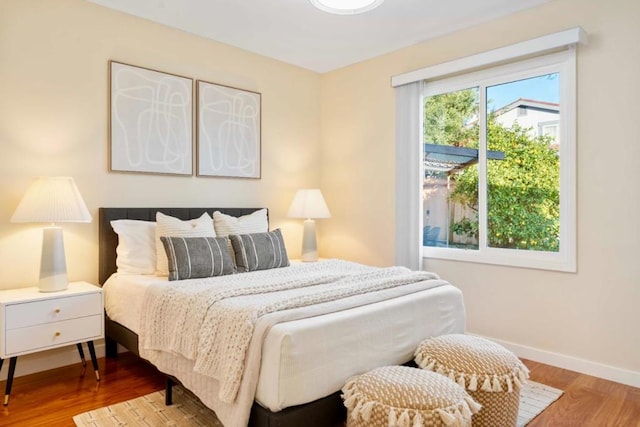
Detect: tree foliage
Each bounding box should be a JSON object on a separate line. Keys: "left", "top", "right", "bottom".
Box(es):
{"left": 425, "top": 90, "right": 560, "bottom": 252}
{"left": 424, "top": 89, "right": 478, "bottom": 148}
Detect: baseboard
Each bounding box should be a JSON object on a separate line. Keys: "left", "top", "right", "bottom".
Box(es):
{"left": 472, "top": 333, "right": 640, "bottom": 389}
{"left": 0, "top": 340, "right": 106, "bottom": 381}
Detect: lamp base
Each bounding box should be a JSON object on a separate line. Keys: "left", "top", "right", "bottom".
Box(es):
{"left": 39, "top": 227, "right": 69, "bottom": 292}
{"left": 301, "top": 219, "right": 319, "bottom": 262}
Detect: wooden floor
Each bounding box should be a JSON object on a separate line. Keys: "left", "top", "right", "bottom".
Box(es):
{"left": 0, "top": 354, "right": 638, "bottom": 426}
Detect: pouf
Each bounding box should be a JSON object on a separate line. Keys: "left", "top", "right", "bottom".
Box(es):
{"left": 341, "top": 365, "right": 481, "bottom": 427}
{"left": 414, "top": 334, "right": 529, "bottom": 427}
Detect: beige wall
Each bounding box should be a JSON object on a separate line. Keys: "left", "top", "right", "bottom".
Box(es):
{"left": 0, "top": 0, "right": 321, "bottom": 288}
{"left": 1, "top": 0, "right": 638, "bottom": 384}
{"left": 320, "top": 0, "right": 640, "bottom": 381}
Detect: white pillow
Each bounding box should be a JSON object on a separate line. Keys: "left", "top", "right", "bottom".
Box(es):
{"left": 155, "top": 212, "right": 216, "bottom": 276}
{"left": 213, "top": 209, "right": 268, "bottom": 237}
{"left": 111, "top": 220, "right": 157, "bottom": 275}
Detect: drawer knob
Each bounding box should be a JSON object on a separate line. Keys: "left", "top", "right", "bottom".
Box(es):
{"left": 54, "top": 309, "right": 61, "bottom": 314}
{"left": 55, "top": 332, "right": 61, "bottom": 337}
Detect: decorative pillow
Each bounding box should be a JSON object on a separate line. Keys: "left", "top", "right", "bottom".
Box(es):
{"left": 110, "top": 219, "right": 157, "bottom": 275}
{"left": 155, "top": 212, "right": 216, "bottom": 276}
{"left": 213, "top": 209, "right": 268, "bottom": 237}
{"left": 161, "top": 236, "right": 235, "bottom": 281}
{"left": 229, "top": 229, "right": 289, "bottom": 273}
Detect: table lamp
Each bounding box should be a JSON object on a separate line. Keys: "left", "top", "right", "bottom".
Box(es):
{"left": 287, "top": 189, "right": 331, "bottom": 262}
{"left": 11, "top": 177, "right": 92, "bottom": 292}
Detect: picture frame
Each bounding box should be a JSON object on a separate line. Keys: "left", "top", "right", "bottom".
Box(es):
{"left": 196, "top": 80, "right": 261, "bottom": 178}
{"left": 109, "top": 61, "right": 193, "bottom": 175}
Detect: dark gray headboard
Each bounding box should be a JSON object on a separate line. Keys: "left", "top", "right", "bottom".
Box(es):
{"left": 98, "top": 207, "right": 266, "bottom": 285}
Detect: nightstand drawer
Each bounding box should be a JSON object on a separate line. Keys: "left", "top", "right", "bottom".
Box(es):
{"left": 4, "top": 293, "right": 102, "bottom": 330}
{"left": 4, "top": 314, "right": 102, "bottom": 355}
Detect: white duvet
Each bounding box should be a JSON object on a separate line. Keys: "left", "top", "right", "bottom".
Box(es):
{"left": 104, "top": 260, "right": 466, "bottom": 427}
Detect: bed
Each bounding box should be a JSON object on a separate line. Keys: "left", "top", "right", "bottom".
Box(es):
{"left": 98, "top": 207, "right": 466, "bottom": 427}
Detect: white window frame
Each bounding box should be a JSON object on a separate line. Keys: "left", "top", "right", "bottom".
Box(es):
{"left": 422, "top": 50, "right": 577, "bottom": 272}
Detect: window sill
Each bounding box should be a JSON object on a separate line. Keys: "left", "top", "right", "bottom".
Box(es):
{"left": 423, "top": 246, "right": 576, "bottom": 273}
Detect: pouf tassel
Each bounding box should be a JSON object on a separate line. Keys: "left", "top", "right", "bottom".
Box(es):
{"left": 518, "top": 368, "right": 528, "bottom": 383}
{"left": 425, "top": 359, "right": 436, "bottom": 371}
{"left": 413, "top": 412, "right": 424, "bottom": 427}
{"left": 454, "top": 408, "right": 464, "bottom": 425}
{"left": 414, "top": 351, "right": 424, "bottom": 366}
{"left": 481, "top": 376, "right": 492, "bottom": 392}
{"left": 343, "top": 393, "right": 358, "bottom": 410}
{"left": 436, "top": 365, "right": 446, "bottom": 375}
{"left": 457, "top": 373, "right": 465, "bottom": 388}
{"left": 468, "top": 374, "right": 478, "bottom": 391}
{"left": 492, "top": 375, "right": 502, "bottom": 392}
{"left": 398, "top": 409, "right": 411, "bottom": 427}
{"left": 464, "top": 396, "right": 482, "bottom": 414}
{"left": 352, "top": 401, "right": 363, "bottom": 419}
{"left": 448, "top": 370, "right": 456, "bottom": 382}
{"left": 343, "top": 380, "right": 356, "bottom": 393}
{"left": 388, "top": 408, "right": 398, "bottom": 426}
{"left": 460, "top": 400, "right": 472, "bottom": 419}
{"left": 361, "top": 401, "right": 375, "bottom": 422}
{"left": 506, "top": 375, "right": 513, "bottom": 393}
{"left": 436, "top": 409, "right": 456, "bottom": 426}
{"left": 513, "top": 375, "right": 522, "bottom": 388}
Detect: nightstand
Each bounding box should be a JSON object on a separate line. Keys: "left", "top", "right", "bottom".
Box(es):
{"left": 0, "top": 281, "right": 104, "bottom": 405}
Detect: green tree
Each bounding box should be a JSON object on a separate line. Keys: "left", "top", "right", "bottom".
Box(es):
{"left": 426, "top": 92, "right": 560, "bottom": 252}
{"left": 424, "top": 89, "right": 478, "bottom": 148}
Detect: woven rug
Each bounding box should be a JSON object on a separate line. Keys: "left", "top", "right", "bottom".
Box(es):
{"left": 73, "top": 381, "right": 562, "bottom": 426}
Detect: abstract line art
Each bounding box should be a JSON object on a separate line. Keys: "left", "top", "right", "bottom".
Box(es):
{"left": 110, "top": 61, "right": 193, "bottom": 175}
{"left": 197, "top": 80, "right": 261, "bottom": 178}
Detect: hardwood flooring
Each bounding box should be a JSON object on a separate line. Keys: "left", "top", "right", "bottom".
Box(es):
{"left": 523, "top": 360, "right": 640, "bottom": 427}
{"left": 0, "top": 354, "right": 638, "bottom": 426}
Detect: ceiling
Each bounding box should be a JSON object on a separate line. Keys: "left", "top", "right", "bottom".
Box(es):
{"left": 87, "top": 0, "right": 553, "bottom": 73}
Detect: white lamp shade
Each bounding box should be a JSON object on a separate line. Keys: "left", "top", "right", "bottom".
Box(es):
{"left": 287, "top": 189, "right": 331, "bottom": 219}
{"left": 11, "top": 177, "right": 92, "bottom": 224}
{"left": 11, "top": 177, "right": 91, "bottom": 292}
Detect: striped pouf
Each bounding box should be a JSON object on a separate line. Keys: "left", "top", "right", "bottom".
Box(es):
{"left": 414, "top": 334, "right": 529, "bottom": 427}
{"left": 342, "top": 366, "right": 481, "bottom": 427}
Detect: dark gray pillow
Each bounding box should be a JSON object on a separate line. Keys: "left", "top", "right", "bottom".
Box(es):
{"left": 229, "top": 229, "right": 290, "bottom": 273}
{"left": 161, "top": 236, "right": 236, "bottom": 281}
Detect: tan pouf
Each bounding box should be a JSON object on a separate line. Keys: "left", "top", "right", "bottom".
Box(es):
{"left": 342, "top": 365, "right": 481, "bottom": 427}
{"left": 414, "top": 334, "right": 529, "bottom": 427}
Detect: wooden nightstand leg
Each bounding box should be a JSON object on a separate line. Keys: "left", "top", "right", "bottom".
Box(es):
{"left": 76, "top": 343, "right": 87, "bottom": 368}
{"left": 0, "top": 358, "right": 4, "bottom": 373}
{"left": 86, "top": 341, "right": 100, "bottom": 381}
{"left": 4, "top": 357, "right": 17, "bottom": 406}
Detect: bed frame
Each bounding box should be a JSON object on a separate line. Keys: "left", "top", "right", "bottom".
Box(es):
{"left": 98, "top": 207, "right": 346, "bottom": 427}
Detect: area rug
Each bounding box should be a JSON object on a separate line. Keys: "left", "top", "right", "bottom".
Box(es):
{"left": 73, "top": 381, "right": 563, "bottom": 426}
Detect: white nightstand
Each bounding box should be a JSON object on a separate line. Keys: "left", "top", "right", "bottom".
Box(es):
{"left": 0, "top": 281, "right": 104, "bottom": 405}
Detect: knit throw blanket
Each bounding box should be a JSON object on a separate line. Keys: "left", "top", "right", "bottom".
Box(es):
{"left": 139, "top": 260, "right": 440, "bottom": 405}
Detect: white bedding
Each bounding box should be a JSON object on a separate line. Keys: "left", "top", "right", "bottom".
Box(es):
{"left": 103, "top": 263, "right": 465, "bottom": 414}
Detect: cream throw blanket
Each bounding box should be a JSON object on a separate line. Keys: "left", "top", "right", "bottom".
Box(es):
{"left": 139, "top": 260, "right": 446, "bottom": 426}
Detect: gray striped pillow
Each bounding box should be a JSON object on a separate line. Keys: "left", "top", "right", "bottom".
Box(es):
{"left": 229, "top": 229, "right": 290, "bottom": 273}
{"left": 161, "top": 236, "right": 236, "bottom": 281}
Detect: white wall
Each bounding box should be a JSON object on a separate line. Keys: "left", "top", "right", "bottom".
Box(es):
{"left": 320, "top": 0, "right": 640, "bottom": 386}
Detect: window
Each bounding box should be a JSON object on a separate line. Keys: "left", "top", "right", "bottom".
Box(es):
{"left": 422, "top": 50, "right": 576, "bottom": 271}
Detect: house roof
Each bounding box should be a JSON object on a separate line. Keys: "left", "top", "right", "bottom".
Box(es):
{"left": 424, "top": 143, "right": 504, "bottom": 174}
{"left": 495, "top": 98, "right": 560, "bottom": 115}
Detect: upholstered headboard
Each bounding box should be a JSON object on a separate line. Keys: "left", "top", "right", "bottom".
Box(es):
{"left": 98, "top": 207, "right": 266, "bottom": 285}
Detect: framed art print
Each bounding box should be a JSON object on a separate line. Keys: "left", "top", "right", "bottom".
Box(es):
{"left": 197, "top": 80, "right": 261, "bottom": 178}
{"left": 109, "top": 61, "right": 193, "bottom": 175}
